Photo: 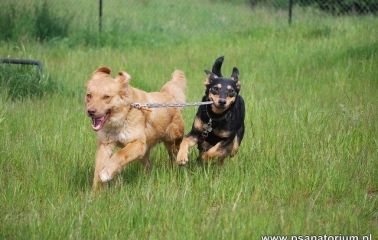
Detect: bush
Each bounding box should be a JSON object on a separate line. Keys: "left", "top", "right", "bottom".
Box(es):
{"left": 299, "top": 0, "right": 378, "bottom": 15}
{"left": 0, "top": 1, "right": 71, "bottom": 42}
{"left": 250, "top": 0, "right": 289, "bottom": 9}
{"left": 0, "top": 4, "right": 16, "bottom": 41}
{"left": 34, "top": 1, "right": 71, "bottom": 41}
{"left": 0, "top": 64, "right": 58, "bottom": 100}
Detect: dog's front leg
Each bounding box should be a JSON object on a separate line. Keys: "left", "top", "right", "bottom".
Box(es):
{"left": 176, "top": 135, "right": 198, "bottom": 165}
{"left": 99, "top": 140, "right": 147, "bottom": 182}
{"left": 201, "top": 142, "right": 228, "bottom": 162}
{"left": 92, "top": 142, "right": 115, "bottom": 191}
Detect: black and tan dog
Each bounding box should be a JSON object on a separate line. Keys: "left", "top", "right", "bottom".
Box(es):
{"left": 176, "top": 56, "right": 245, "bottom": 165}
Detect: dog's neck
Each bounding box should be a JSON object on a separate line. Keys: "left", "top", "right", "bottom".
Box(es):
{"left": 103, "top": 87, "right": 142, "bottom": 129}
{"left": 206, "top": 104, "right": 232, "bottom": 122}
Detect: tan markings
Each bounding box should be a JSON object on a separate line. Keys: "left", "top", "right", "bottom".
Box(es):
{"left": 209, "top": 93, "right": 235, "bottom": 114}
{"left": 213, "top": 129, "right": 231, "bottom": 138}
{"left": 194, "top": 117, "right": 204, "bottom": 131}
{"left": 210, "top": 105, "right": 224, "bottom": 114}
{"left": 176, "top": 136, "right": 198, "bottom": 165}
{"left": 204, "top": 77, "right": 210, "bottom": 85}
{"left": 209, "top": 93, "right": 219, "bottom": 103}
{"left": 230, "top": 136, "right": 240, "bottom": 157}
{"left": 227, "top": 85, "right": 232, "bottom": 90}
{"left": 209, "top": 93, "right": 224, "bottom": 114}
{"left": 226, "top": 96, "right": 236, "bottom": 107}
{"left": 201, "top": 142, "right": 227, "bottom": 161}
{"left": 199, "top": 141, "right": 212, "bottom": 153}
{"left": 217, "top": 83, "right": 222, "bottom": 88}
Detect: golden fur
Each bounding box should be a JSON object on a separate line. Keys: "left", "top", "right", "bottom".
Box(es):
{"left": 85, "top": 66, "right": 186, "bottom": 190}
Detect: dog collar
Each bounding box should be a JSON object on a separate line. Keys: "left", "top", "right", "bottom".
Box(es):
{"left": 201, "top": 106, "right": 231, "bottom": 138}
{"left": 202, "top": 118, "right": 212, "bottom": 138}
{"left": 205, "top": 104, "right": 231, "bottom": 122}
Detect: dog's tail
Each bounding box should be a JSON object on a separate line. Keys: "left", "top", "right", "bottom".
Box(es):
{"left": 160, "top": 70, "right": 186, "bottom": 103}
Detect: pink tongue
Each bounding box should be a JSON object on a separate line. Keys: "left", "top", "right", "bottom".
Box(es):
{"left": 92, "top": 116, "right": 105, "bottom": 130}
{"left": 93, "top": 118, "right": 102, "bottom": 127}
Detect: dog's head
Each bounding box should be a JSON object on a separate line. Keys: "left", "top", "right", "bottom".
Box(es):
{"left": 204, "top": 56, "right": 240, "bottom": 114}
{"left": 85, "top": 66, "right": 131, "bottom": 131}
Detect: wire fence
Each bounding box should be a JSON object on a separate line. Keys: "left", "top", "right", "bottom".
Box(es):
{"left": 95, "top": 0, "right": 378, "bottom": 32}
{"left": 0, "top": 0, "right": 377, "bottom": 44}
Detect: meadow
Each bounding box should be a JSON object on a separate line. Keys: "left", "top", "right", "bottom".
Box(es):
{"left": 0, "top": 0, "right": 377, "bottom": 239}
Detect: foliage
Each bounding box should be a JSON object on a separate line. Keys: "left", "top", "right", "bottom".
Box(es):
{"left": 34, "top": 1, "right": 71, "bottom": 41}
{"left": 0, "top": 65, "right": 58, "bottom": 100}
{"left": 298, "top": 0, "right": 378, "bottom": 14}
{"left": 0, "top": 1, "right": 71, "bottom": 42}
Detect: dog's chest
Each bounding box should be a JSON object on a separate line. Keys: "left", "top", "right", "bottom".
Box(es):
{"left": 98, "top": 123, "right": 132, "bottom": 144}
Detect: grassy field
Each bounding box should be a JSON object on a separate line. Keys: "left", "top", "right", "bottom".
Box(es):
{"left": 0, "top": 0, "right": 377, "bottom": 239}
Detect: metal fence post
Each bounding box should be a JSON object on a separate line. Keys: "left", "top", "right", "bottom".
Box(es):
{"left": 99, "top": 0, "right": 103, "bottom": 32}
{"left": 288, "top": 0, "right": 293, "bottom": 25}
{"left": 0, "top": 58, "right": 43, "bottom": 79}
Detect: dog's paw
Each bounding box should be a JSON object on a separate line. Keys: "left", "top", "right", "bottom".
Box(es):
{"left": 99, "top": 169, "right": 112, "bottom": 182}
{"left": 201, "top": 152, "right": 210, "bottom": 161}
{"left": 176, "top": 152, "right": 188, "bottom": 166}
{"left": 201, "top": 152, "right": 215, "bottom": 161}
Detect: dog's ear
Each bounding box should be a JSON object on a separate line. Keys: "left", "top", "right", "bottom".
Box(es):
{"left": 204, "top": 69, "right": 218, "bottom": 85}
{"left": 231, "top": 67, "right": 239, "bottom": 81}
{"left": 116, "top": 71, "right": 132, "bottom": 96}
{"left": 94, "top": 66, "right": 111, "bottom": 75}
{"left": 212, "top": 56, "right": 224, "bottom": 77}
{"left": 231, "top": 67, "right": 240, "bottom": 90}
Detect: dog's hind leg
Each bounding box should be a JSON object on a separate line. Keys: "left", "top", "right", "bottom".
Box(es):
{"left": 164, "top": 137, "right": 183, "bottom": 162}
{"left": 165, "top": 113, "right": 184, "bottom": 141}
{"left": 164, "top": 113, "right": 185, "bottom": 162}
{"left": 140, "top": 149, "right": 152, "bottom": 173}
{"left": 164, "top": 141, "right": 175, "bottom": 162}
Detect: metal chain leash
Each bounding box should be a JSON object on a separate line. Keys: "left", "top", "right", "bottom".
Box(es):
{"left": 130, "top": 101, "right": 213, "bottom": 110}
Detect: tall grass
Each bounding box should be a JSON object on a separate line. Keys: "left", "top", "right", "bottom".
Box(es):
{"left": 0, "top": 65, "right": 58, "bottom": 100}
{"left": 0, "top": 0, "right": 377, "bottom": 239}
{"left": 0, "top": 1, "right": 71, "bottom": 42}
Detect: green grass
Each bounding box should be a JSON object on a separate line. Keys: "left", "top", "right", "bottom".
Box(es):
{"left": 0, "top": 0, "right": 377, "bottom": 239}
{"left": 0, "top": 64, "right": 58, "bottom": 100}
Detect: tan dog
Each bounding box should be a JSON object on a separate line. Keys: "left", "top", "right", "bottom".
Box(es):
{"left": 85, "top": 67, "right": 186, "bottom": 190}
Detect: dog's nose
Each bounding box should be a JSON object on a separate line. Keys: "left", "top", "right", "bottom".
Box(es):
{"left": 87, "top": 109, "right": 96, "bottom": 116}
{"left": 218, "top": 99, "right": 226, "bottom": 106}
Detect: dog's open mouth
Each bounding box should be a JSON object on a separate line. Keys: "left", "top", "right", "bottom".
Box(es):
{"left": 91, "top": 112, "right": 110, "bottom": 131}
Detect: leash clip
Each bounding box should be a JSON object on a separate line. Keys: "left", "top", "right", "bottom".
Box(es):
{"left": 202, "top": 118, "right": 212, "bottom": 138}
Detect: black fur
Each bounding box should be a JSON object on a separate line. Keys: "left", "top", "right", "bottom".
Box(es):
{"left": 211, "top": 56, "right": 224, "bottom": 77}
{"left": 191, "top": 95, "right": 245, "bottom": 153}
{"left": 186, "top": 56, "right": 245, "bottom": 160}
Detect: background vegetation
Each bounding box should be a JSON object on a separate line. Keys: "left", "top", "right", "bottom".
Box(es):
{"left": 0, "top": 0, "right": 377, "bottom": 239}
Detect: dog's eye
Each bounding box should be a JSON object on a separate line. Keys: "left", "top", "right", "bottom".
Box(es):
{"left": 102, "top": 95, "right": 111, "bottom": 100}
{"left": 86, "top": 93, "right": 92, "bottom": 101}
{"left": 210, "top": 86, "right": 219, "bottom": 93}
{"left": 228, "top": 89, "right": 236, "bottom": 97}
